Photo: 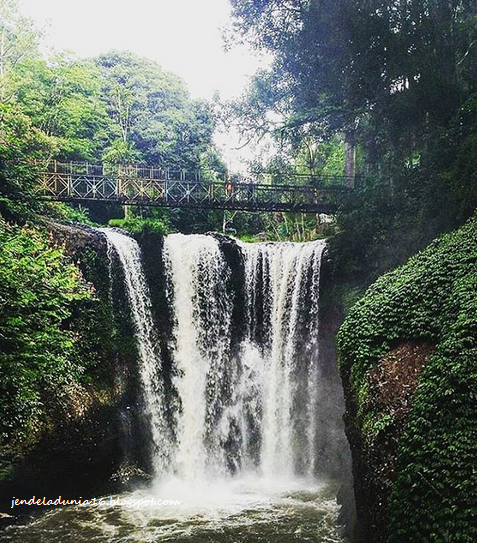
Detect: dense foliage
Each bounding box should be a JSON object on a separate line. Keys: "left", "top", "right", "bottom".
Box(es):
{"left": 0, "top": 103, "right": 54, "bottom": 222}
{"left": 0, "top": 220, "right": 91, "bottom": 448}
{"left": 4, "top": 46, "right": 220, "bottom": 168}
{"left": 229, "top": 0, "right": 477, "bottom": 276}
{"left": 337, "top": 215, "right": 477, "bottom": 542}
{"left": 96, "top": 51, "right": 218, "bottom": 169}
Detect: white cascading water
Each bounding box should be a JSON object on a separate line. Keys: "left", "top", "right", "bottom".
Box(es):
{"left": 161, "top": 234, "right": 326, "bottom": 482}
{"left": 101, "top": 230, "right": 326, "bottom": 483}
{"left": 306, "top": 244, "right": 326, "bottom": 476}
{"left": 99, "top": 229, "right": 171, "bottom": 476}
{"left": 6, "top": 231, "right": 343, "bottom": 543}
{"left": 240, "top": 240, "right": 326, "bottom": 479}
{"left": 163, "top": 234, "right": 233, "bottom": 480}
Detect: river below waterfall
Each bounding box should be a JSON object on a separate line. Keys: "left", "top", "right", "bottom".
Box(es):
{"left": 3, "top": 231, "right": 349, "bottom": 542}
{"left": 4, "top": 477, "right": 343, "bottom": 542}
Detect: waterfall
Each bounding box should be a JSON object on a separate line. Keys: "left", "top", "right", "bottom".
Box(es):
{"left": 163, "top": 234, "right": 233, "bottom": 479}
{"left": 5, "top": 230, "right": 343, "bottom": 543}
{"left": 163, "top": 235, "right": 326, "bottom": 481}
{"left": 239, "top": 241, "right": 326, "bottom": 478}
{"left": 99, "top": 229, "right": 171, "bottom": 476}
{"left": 103, "top": 229, "right": 326, "bottom": 483}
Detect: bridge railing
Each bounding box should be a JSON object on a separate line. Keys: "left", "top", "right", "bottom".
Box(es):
{"left": 33, "top": 161, "right": 354, "bottom": 213}
{"left": 35, "top": 161, "right": 355, "bottom": 185}
{"left": 41, "top": 161, "right": 206, "bottom": 182}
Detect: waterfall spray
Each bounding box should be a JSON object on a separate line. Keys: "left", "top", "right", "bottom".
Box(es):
{"left": 162, "top": 235, "right": 326, "bottom": 481}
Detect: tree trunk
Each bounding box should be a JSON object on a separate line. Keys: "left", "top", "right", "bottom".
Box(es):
{"left": 344, "top": 133, "right": 356, "bottom": 185}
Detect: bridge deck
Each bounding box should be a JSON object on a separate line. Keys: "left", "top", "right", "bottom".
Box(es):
{"left": 34, "top": 163, "right": 353, "bottom": 214}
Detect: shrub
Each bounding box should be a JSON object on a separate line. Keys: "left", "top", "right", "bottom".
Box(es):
{"left": 0, "top": 220, "right": 91, "bottom": 448}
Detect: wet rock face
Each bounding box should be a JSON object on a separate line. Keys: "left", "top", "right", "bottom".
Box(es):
{"left": 318, "top": 256, "right": 357, "bottom": 542}
{"left": 1, "top": 402, "right": 123, "bottom": 515}
{"left": 46, "top": 220, "right": 107, "bottom": 255}
{"left": 211, "top": 234, "right": 247, "bottom": 348}
{"left": 342, "top": 342, "right": 435, "bottom": 543}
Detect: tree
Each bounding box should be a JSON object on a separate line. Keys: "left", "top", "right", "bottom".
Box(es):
{"left": 13, "top": 55, "right": 114, "bottom": 161}
{"left": 230, "top": 0, "right": 477, "bottom": 159}
{"left": 229, "top": 0, "right": 477, "bottom": 275}
{"left": 0, "top": 102, "right": 57, "bottom": 221}
{"left": 0, "top": 0, "right": 38, "bottom": 102}
{"left": 96, "top": 51, "right": 218, "bottom": 170}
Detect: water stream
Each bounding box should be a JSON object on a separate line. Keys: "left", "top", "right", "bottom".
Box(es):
{"left": 3, "top": 231, "right": 345, "bottom": 543}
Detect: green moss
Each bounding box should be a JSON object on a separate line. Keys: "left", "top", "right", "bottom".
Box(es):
{"left": 337, "top": 214, "right": 477, "bottom": 542}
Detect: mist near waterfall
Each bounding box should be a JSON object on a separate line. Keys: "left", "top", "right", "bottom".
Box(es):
{"left": 4, "top": 230, "right": 347, "bottom": 543}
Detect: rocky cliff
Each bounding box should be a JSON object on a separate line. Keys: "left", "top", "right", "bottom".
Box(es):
{"left": 338, "top": 215, "right": 477, "bottom": 543}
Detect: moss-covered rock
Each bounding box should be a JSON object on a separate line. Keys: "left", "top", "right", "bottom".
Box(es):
{"left": 338, "top": 214, "right": 477, "bottom": 543}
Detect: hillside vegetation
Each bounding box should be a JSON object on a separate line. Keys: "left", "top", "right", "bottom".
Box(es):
{"left": 338, "top": 215, "right": 477, "bottom": 543}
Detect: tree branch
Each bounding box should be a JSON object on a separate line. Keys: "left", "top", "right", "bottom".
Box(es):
{"left": 457, "top": 39, "right": 477, "bottom": 66}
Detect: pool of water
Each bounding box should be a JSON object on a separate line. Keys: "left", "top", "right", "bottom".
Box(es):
{"left": 3, "top": 476, "right": 345, "bottom": 542}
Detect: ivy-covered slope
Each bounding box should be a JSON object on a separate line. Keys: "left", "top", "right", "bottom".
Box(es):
{"left": 337, "top": 215, "right": 477, "bottom": 543}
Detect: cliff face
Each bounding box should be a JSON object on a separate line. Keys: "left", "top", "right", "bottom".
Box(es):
{"left": 337, "top": 216, "right": 477, "bottom": 543}
{"left": 0, "top": 222, "right": 144, "bottom": 516}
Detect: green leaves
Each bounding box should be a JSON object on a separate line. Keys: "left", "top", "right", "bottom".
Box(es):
{"left": 229, "top": 1, "right": 477, "bottom": 281}
{"left": 13, "top": 56, "right": 114, "bottom": 161}
{"left": 1, "top": 8, "right": 221, "bottom": 169}
{"left": 337, "top": 214, "right": 477, "bottom": 542}
{"left": 108, "top": 216, "right": 169, "bottom": 235}
{"left": 96, "top": 51, "right": 217, "bottom": 169}
{"left": 0, "top": 220, "right": 91, "bottom": 448}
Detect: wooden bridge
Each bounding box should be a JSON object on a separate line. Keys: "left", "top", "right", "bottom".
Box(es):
{"left": 34, "top": 162, "right": 355, "bottom": 214}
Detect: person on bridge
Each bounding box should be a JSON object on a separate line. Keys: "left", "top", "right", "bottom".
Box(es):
{"left": 245, "top": 177, "right": 255, "bottom": 201}
{"left": 226, "top": 177, "right": 235, "bottom": 198}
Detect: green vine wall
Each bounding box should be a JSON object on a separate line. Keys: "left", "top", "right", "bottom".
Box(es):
{"left": 338, "top": 215, "right": 477, "bottom": 543}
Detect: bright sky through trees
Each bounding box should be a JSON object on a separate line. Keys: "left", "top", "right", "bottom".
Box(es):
{"left": 18, "top": 0, "right": 272, "bottom": 170}
{"left": 18, "top": 0, "right": 263, "bottom": 101}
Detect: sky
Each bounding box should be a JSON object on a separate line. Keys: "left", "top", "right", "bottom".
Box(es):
{"left": 18, "top": 0, "right": 264, "bottom": 101}
{"left": 17, "top": 0, "right": 275, "bottom": 170}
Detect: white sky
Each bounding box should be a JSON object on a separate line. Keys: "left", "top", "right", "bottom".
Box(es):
{"left": 18, "top": 0, "right": 276, "bottom": 171}
{"left": 19, "top": 0, "right": 264, "bottom": 101}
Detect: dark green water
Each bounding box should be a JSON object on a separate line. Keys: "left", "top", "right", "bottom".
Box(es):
{"left": 3, "top": 477, "right": 344, "bottom": 542}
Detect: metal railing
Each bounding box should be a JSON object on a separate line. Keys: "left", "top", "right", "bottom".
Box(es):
{"left": 33, "top": 162, "right": 354, "bottom": 213}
